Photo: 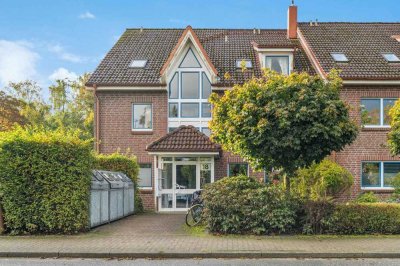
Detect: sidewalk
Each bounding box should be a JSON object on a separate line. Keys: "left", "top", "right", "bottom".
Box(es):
{"left": 0, "top": 213, "right": 400, "bottom": 259}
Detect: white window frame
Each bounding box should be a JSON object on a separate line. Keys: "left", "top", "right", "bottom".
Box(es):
{"left": 361, "top": 98, "right": 397, "bottom": 128}
{"left": 255, "top": 48, "right": 294, "bottom": 75}
{"left": 167, "top": 45, "right": 212, "bottom": 130}
{"left": 361, "top": 161, "right": 400, "bottom": 190}
{"left": 132, "top": 103, "right": 153, "bottom": 131}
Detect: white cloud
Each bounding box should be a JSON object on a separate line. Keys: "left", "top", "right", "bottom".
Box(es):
{"left": 0, "top": 40, "right": 40, "bottom": 86}
{"left": 48, "top": 67, "right": 78, "bottom": 82}
{"left": 47, "top": 44, "right": 83, "bottom": 63}
{"left": 79, "top": 11, "right": 95, "bottom": 19}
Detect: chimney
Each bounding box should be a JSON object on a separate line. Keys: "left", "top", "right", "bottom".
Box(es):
{"left": 287, "top": 1, "right": 298, "bottom": 39}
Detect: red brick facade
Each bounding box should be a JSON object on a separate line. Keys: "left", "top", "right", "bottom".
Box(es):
{"left": 335, "top": 86, "right": 400, "bottom": 199}
{"left": 96, "top": 89, "right": 264, "bottom": 210}
{"left": 95, "top": 85, "right": 400, "bottom": 210}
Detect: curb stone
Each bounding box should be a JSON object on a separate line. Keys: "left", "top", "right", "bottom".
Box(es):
{"left": 0, "top": 252, "right": 400, "bottom": 259}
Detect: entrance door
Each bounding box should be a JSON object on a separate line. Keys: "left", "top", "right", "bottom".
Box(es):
{"left": 158, "top": 157, "right": 213, "bottom": 211}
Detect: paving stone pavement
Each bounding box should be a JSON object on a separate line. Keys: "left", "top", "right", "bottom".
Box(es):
{"left": 0, "top": 213, "right": 400, "bottom": 258}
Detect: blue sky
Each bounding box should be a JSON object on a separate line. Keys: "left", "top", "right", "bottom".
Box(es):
{"left": 0, "top": 0, "right": 399, "bottom": 94}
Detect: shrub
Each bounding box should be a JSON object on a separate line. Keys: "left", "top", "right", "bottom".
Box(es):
{"left": 293, "top": 159, "right": 353, "bottom": 200}
{"left": 324, "top": 203, "right": 400, "bottom": 234}
{"left": 202, "top": 175, "right": 301, "bottom": 235}
{"left": 94, "top": 152, "right": 143, "bottom": 213}
{"left": 355, "top": 192, "right": 379, "bottom": 203}
{"left": 0, "top": 127, "right": 93, "bottom": 234}
{"left": 302, "top": 200, "right": 335, "bottom": 234}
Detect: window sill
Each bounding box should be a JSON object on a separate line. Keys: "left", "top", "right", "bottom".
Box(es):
{"left": 361, "top": 187, "right": 394, "bottom": 192}
{"left": 361, "top": 126, "right": 390, "bottom": 132}
{"left": 138, "top": 188, "right": 153, "bottom": 194}
{"left": 131, "top": 130, "right": 153, "bottom": 135}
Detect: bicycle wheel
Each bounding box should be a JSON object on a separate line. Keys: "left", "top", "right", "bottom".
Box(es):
{"left": 185, "top": 204, "right": 203, "bottom": 227}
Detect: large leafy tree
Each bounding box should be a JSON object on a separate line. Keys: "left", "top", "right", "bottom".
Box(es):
{"left": 209, "top": 70, "right": 358, "bottom": 190}
{"left": 388, "top": 99, "right": 400, "bottom": 155}
{"left": 2, "top": 74, "right": 94, "bottom": 139}
{"left": 0, "top": 91, "right": 27, "bottom": 131}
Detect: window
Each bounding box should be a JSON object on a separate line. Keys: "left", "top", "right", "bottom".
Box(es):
{"left": 168, "top": 47, "right": 211, "bottom": 131}
{"left": 129, "top": 60, "right": 147, "bottom": 68}
{"left": 132, "top": 104, "right": 152, "bottom": 130}
{"left": 235, "top": 59, "right": 253, "bottom": 69}
{"left": 169, "top": 103, "right": 178, "bottom": 118}
{"left": 228, "top": 163, "right": 248, "bottom": 177}
{"left": 181, "top": 103, "right": 199, "bottom": 117}
{"left": 361, "top": 98, "right": 396, "bottom": 127}
{"left": 169, "top": 72, "right": 179, "bottom": 99}
{"left": 138, "top": 164, "right": 152, "bottom": 188}
{"left": 265, "top": 56, "right": 289, "bottom": 75}
{"left": 168, "top": 127, "right": 177, "bottom": 132}
{"left": 181, "top": 72, "right": 200, "bottom": 99}
{"left": 362, "top": 162, "right": 400, "bottom": 188}
{"left": 202, "top": 73, "right": 211, "bottom": 99}
{"left": 201, "top": 103, "right": 211, "bottom": 118}
{"left": 383, "top": 53, "right": 400, "bottom": 63}
{"left": 331, "top": 53, "right": 348, "bottom": 62}
{"left": 179, "top": 48, "right": 201, "bottom": 68}
{"left": 201, "top": 127, "right": 211, "bottom": 137}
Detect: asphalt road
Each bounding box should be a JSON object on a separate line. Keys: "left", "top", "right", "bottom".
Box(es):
{"left": 0, "top": 258, "right": 400, "bottom": 266}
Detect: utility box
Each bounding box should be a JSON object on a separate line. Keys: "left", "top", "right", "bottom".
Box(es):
{"left": 118, "top": 172, "right": 135, "bottom": 216}
{"left": 89, "top": 170, "right": 135, "bottom": 228}
{"left": 90, "top": 170, "right": 110, "bottom": 227}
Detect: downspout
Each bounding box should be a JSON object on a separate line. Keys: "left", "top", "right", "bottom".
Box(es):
{"left": 94, "top": 84, "right": 100, "bottom": 153}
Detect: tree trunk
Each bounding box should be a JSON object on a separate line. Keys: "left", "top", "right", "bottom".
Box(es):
{"left": 285, "top": 174, "right": 291, "bottom": 193}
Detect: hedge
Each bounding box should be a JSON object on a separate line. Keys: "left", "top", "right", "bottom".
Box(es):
{"left": 324, "top": 203, "right": 400, "bottom": 234}
{"left": 202, "top": 175, "right": 301, "bottom": 235}
{"left": 0, "top": 127, "right": 93, "bottom": 234}
{"left": 94, "top": 153, "right": 143, "bottom": 213}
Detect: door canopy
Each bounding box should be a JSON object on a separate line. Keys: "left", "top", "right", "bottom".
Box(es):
{"left": 146, "top": 125, "right": 221, "bottom": 153}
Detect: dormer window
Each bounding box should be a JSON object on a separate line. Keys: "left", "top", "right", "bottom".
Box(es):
{"left": 235, "top": 59, "right": 253, "bottom": 69}
{"left": 331, "top": 53, "right": 348, "bottom": 62}
{"left": 265, "top": 56, "right": 289, "bottom": 75}
{"left": 129, "top": 60, "right": 147, "bottom": 68}
{"left": 383, "top": 53, "right": 400, "bottom": 63}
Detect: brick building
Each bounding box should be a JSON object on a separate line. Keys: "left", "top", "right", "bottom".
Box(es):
{"left": 86, "top": 4, "right": 400, "bottom": 211}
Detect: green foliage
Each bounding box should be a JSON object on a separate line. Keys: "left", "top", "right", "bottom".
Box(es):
{"left": 3, "top": 75, "right": 94, "bottom": 139}
{"left": 388, "top": 99, "right": 400, "bottom": 155}
{"left": 324, "top": 203, "right": 400, "bottom": 234}
{"left": 209, "top": 70, "right": 358, "bottom": 188}
{"left": 302, "top": 200, "right": 335, "bottom": 234}
{"left": 202, "top": 176, "right": 301, "bottom": 235}
{"left": 0, "top": 91, "right": 27, "bottom": 131}
{"left": 0, "top": 127, "right": 93, "bottom": 234}
{"left": 355, "top": 192, "right": 379, "bottom": 203}
{"left": 293, "top": 159, "right": 353, "bottom": 200}
{"left": 94, "top": 152, "right": 143, "bottom": 213}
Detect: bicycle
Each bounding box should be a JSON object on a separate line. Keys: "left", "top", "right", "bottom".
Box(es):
{"left": 185, "top": 190, "right": 204, "bottom": 227}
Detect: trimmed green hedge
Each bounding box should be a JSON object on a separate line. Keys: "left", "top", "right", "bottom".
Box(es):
{"left": 202, "top": 175, "right": 301, "bottom": 235}
{"left": 0, "top": 127, "right": 93, "bottom": 234}
{"left": 324, "top": 203, "right": 400, "bottom": 234}
{"left": 94, "top": 153, "right": 143, "bottom": 213}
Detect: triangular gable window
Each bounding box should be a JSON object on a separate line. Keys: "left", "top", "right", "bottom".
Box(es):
{"left": 179, "top": 48, "right": 201, "bottom": 68}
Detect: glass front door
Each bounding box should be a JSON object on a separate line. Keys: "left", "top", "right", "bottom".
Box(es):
{"left": 158, "top": 157, "right": 213, "bottom": 211}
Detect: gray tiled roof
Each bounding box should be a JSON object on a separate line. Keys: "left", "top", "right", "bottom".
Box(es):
{"left": 87, "top": 28, "right": 315, "bottom": 87}
{"left": 146, "top": 125, "right": 221, "bottom": 153}
{"left": 298, "top": 22, "right": 400, "bottom": 80}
